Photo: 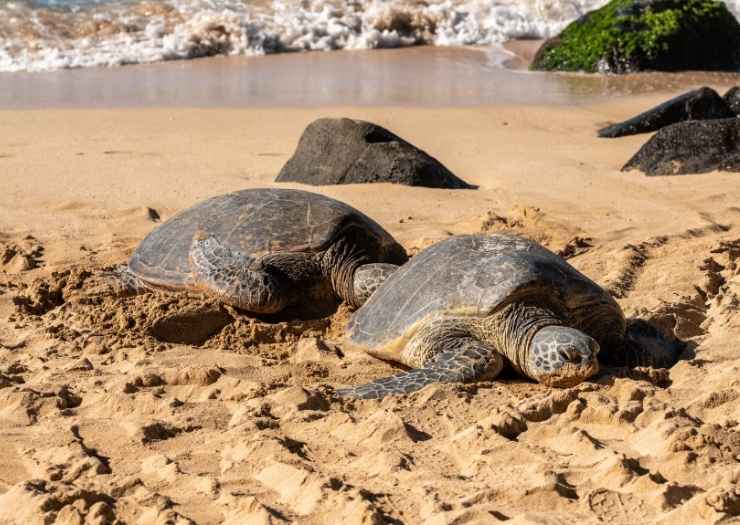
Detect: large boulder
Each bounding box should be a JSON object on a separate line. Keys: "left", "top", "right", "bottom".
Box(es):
{"left": 276, "top": 118, "right": 474, "bottom": 189}
{"left": 622, "top": 118, "right": 740, "bottom": 175}
{"left": 598, "top": 87, "right": 735, "bottom": 138}
{"left": 531, "top": 0, "right": 740, "bottom": 74}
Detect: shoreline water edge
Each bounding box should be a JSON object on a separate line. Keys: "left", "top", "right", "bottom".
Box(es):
{"left": 4, "top": 0, "right": 740, "bottom": 74}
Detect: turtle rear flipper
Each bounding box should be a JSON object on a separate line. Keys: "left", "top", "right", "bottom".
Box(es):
{"left": 189, "top": 234, "right": 289, "bottom": 314}
{"left": 336, "top": 337, "right": 503, "bottom": 399}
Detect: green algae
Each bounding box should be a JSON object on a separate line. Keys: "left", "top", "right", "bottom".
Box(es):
{"left": 531, "top": 0, "right": 740, "bottom": 73}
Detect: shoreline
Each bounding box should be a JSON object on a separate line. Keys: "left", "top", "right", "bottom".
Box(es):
{"left": 502, "top": 38, "right": 543, "bottom": 70}
{"left": 2, "top": 43, "right": 740, "bottom": 109}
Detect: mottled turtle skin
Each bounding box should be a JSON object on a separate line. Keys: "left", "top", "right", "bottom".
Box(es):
{"left": 338, "top": 234, "right": 667, "bottom": 399}
{"left": 119, "top": 188, "right": 407, "bottom": 317}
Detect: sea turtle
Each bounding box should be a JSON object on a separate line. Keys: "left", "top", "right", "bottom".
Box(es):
{"left": 115, "top": 188, "right": 408, "bottom": 317}
{"left": 338, "top": 234, "right": 674, "bottom": 399}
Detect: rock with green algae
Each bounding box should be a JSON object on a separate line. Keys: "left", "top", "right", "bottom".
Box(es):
{"left": 531, "top": 0, "right": 740, "bottom": 73}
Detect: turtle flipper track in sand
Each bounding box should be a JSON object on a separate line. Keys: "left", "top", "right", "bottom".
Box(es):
{"left": 336, "top": 338, "right": 503, "bottom": 399}
{"left": 605, "top": 224, "right": 730, "bottom": 300}
{"left": 606, "top": 238, "right": 666, "bottom": 299}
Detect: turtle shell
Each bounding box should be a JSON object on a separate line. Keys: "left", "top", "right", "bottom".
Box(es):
{"left": 129, "top": 188, "right": 407, "bottom": 289}
{"left": 347, "top": 234, "right": 625, "bottom": 358}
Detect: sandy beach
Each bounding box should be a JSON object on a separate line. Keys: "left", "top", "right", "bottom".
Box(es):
{"left": 0, "top": 47, "right": 739, "bottom": 524}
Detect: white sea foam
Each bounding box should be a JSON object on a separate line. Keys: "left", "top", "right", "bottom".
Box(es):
{"left": 1, "top": 0, "right": 739, "bottom": 73}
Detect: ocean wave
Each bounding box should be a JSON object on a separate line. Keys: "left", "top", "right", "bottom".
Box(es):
{"left": 1, "top": 0, "right": 739, "bottom": 73}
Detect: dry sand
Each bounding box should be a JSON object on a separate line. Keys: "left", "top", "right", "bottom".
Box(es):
{"left": 0, "top": 91, "right": 739, "bottom": 523}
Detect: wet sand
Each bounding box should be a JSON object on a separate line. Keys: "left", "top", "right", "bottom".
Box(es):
{"left": 3, "top": 45, "right": 740, "bottom": 108}
{"left": 0, "top": 46, "right": 739, "bottom": 524}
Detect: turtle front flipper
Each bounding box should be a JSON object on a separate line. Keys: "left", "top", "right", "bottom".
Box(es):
{"left": 110, "top": 265, "right": 150, "bottom": 295}
{"left": 79, "top": 265, "right": 149, "bottom": 301}
{"left": 189, "top": 234, "right": 289, "bottom": 314}
{"left": 336, "top": 337, "right": 503, "bottom": 399}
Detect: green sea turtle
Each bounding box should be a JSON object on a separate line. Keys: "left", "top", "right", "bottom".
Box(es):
{"left": 115, "top": 188, "right": 407, "bottom": 317}
{"left": 338, "top": 234, "right": 674, "bottom": 399}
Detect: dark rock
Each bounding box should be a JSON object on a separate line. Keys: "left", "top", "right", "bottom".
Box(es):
{"left": 723, "top": 86, "right": 740, "bottom": 115}
{"left": 599, "top": 87, "right": 735, "bottom": 138}
{"left": 276, "top": 118, "right": 474, "bottom": 189}
{"left": 623, "top": 118, "right": 740, "bottom": 175}
{"left": 532, "top": 0, "right": 740, "bottom": 74}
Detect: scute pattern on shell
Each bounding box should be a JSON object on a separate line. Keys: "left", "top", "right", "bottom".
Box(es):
{"left": 128, "top": 188, "right": 402, "bottom": 289}
{"left": 347, "top": 234, "right": 619, "bottom": 354}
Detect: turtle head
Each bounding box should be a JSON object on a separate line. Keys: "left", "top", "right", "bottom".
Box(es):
{"left": 351, "top": 263, "right": 399, "bottom": 307}
{"left": 528, "top": 326, "right": 599, "bottom": 387}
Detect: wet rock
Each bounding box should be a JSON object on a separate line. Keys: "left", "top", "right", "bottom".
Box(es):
{"left": 623, "top": 118, "right": 740, "bottom": 175}
{"left": 532, "top": 0, "right": 740, "bottom": 73}
{"left": 276, "top": 118, "right": 473, "bottom": 188}
{"left": 598, "top": 87, "right": 734, "bottom": 138}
